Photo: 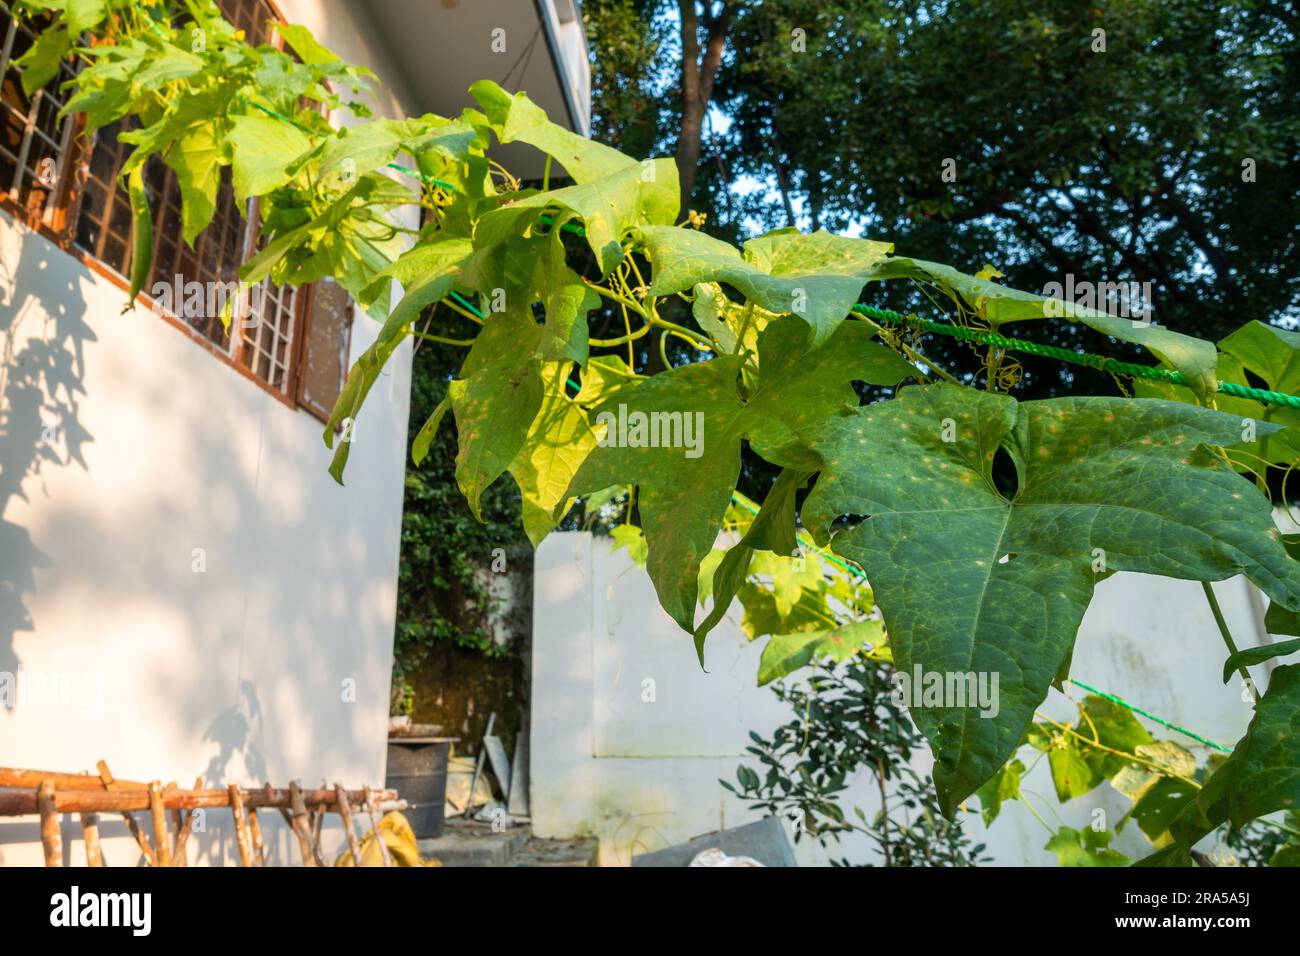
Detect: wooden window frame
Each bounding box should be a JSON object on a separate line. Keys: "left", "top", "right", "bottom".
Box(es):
{"left": 0, "top": 0, "right": 355, "bottom": 421}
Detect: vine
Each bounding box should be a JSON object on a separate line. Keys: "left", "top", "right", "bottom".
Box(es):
{"left": 25, "top": 0, "right": 1300, "bottom": 865}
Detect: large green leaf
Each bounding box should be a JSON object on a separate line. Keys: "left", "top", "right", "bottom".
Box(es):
{"left": 476, "top": 159, "right": 678, "bottom": 276}
{"left": 565, "top": 316, "right": 915, "bottom": 633}
{"left": 227, "top": 113, "right": 314, "bottom": 202}
{"left": 325, "top": 237, "right": 473, "bottom": 482}
{"left": 637, "top": 226, "right": 893, "bottom": 348}
{"left": 469, "top": 80, "right": 635, "bottom": 184}
{"left": 802, "top": 384, "right": 1300, "bottom": 813}
{"left": 448, "top": 308, "right": 545, "bottom": 518}
{"left": 1169, "top": 664, "right": 1300, "bottom": 843}
{"left": 508, "top": 363, "right": 599, "bottom": 546}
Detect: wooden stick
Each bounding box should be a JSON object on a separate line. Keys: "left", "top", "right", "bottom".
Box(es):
{"left": 149, "top": 782, "right": 172, "bottom": 866}
{"left": 0, "top": 767, "right": 149, "bottom": 790}
{"left": 246, "top": 804, "right": 266, "bottom": 866}
{"left": 229, "top": 784, "right": 254, "bottom": 867}
{"left": 0, "top": 785, "right": 398, "bottom": 815}
{"left": 334, "top": 782, "right": 362, "bottom": 865}
{"left": 80, "top": 812, "right": 103, "bottom": 867}
{"left": 38, "top": 781, "right": 61, "bottom": 867}
{"left": 96, "top": 761, "right": 155, "bottom": 866}
{"left": 287, "top": 782, "right": 320, "bottom": 867}
{"left": 171, "top": 777, "right": 203, "bottom": 867}
{"left": 363, "top": 785, "right": 392, "bottom": 867}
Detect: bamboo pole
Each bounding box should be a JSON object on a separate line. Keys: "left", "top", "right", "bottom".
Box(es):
{"left": 334, "top": 782, "right": 362, "bottom": 864}
{"left": 96, "top": 761, "right": 156, "bottom": 866}
{"left": 149, "top": 781, "right": 172, "bottom": 866}
{"left": 0, "top": 767, "right": 149, "bottom": 790}
{"left": 363, "top": 785, "right": 392, "bottom": 867}
{"left": 246, "top": 804, "right": 266, "bottom": 866}
{"left": 0, "top": 785, "right": 398, "bottom": 815}
{"left": 229, "top": 784, "right": 253, "bottom": 867}
{"left": 287, "top": 782, "right": 320, "bottom": 867}
{"left": 80, "top": 812, "right": 103, "bottom": 867}
{"left": 38, "top": 781, "right": 61, "bottom": 867}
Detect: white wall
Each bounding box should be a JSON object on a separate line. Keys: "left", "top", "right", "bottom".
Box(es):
{"left": 0, "top": 0, "right": 416, "bottom": 866}
{"left": 531, "top": 531, "right": 1281, "bottom": 866}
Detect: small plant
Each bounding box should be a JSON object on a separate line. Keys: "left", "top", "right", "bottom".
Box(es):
{"left": 391, "top": 682, "right": 415, "bottom": 719}
{"left": 723, "top": 656, "right": 990, "bottom": 867}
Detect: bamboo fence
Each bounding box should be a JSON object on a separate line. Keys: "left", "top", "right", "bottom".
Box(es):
{"left": 0, "top": 761, "right": 405, "bottom": 867}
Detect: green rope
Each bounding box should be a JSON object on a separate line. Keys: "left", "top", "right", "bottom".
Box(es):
{"left": 853, "top": 303, "right": 1300, "bottom": 410}
{"left": 1066, "top": 679, "right": 1232, "bottom": 753}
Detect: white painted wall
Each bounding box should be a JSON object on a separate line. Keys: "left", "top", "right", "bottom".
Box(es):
{"left": 0, "top": 0, "right": 417, "bottom": 866}
{"left": 531, "top": 531, "right": 1283, "bottom": 866}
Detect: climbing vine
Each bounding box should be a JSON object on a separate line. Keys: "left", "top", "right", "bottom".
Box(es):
{"left": 24, "top": 0, "right": 1300, "bottom": 865}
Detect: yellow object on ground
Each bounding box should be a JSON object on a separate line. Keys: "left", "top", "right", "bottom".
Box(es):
{"left": 334, "top": 811, "right": 442, "bottom": 867}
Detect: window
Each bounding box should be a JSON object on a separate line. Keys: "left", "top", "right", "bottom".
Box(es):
{"left": 0, "top": 0, "right": 355, "bottom": 422}
{"left": 0, "top": 3, "right": 81, "bottom": 230}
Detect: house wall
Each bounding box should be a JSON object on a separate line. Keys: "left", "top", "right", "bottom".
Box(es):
{"left": 0, "top": 0, "right": 417, "bottom": 866}
{"left": 531, "top": 530, "right": 1281, "bottom": 866}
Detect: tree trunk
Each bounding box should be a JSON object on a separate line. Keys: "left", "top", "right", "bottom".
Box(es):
{"left": 674, "top": 1, "right": 733, "bottom": 220}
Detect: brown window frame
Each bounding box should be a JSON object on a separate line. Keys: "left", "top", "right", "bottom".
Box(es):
{"left": 0, "top": 0, "right": 356, "bottom": 424}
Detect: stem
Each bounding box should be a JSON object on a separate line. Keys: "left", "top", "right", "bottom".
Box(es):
{"left": 649, "top": 316, "right": 712, "bottom": 349}
{"left": 1201, "top": 581, "right": 1259, "bottom": 703}
{"left": 584, "top": 279, "right": 648, "bottom": 318}
{"left": 854, "top": 314, "right": 961, "bottom": 386}
{"left": 409, "top": 330, "right": 473, "bottom": 347}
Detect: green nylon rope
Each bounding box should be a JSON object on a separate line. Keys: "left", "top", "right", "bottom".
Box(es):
{"left": 228, "top": 95, "right": 1247, "bottom": 750}
{"left": 852, "top": 304, "right": 1300, "bottom": 410}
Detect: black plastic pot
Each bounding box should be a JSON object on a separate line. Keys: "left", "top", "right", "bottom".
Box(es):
{"left": 385, "top": 738, "right": 453, "bottom": 838}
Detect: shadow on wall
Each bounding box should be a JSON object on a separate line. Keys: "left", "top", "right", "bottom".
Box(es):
{"left": 0, "top": 214, "right": 404, "bottom": 865}
{"left": 0, "top": 220, "right": 93, "bottom": 676}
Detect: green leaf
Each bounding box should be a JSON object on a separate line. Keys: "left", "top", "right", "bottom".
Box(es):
{"left": 693, "top": 468, "right": 808, "bottom": 658}
{"left": 411, "top": 392, "right": 452, "bottom": 467}
{"left": 1049, "top": 743, "right": 1100, "bottom": 802}
{"left": 1128, "top": 776, "right": 1198, "bottom": 843}
{"left": 508, "top": 363, "right": 599, "bottom": 546}
{"left": 469, "top": 79, "right": 636, "bottom": 184}
{"left": 757, "top": 619, "right": 882, "bottom": 685}
{"left": 476, "top": 159, "right": 679, "bottom": 276}
{"left": 167, "top": 123, "right": 223, "bottom": 245}
{"left": 1265, "top": 535, "right": 1300, "bottom": 637}
{"left": 802, "top": 384, "right": 1300, "bottom": 814}
{"left": 1044, "top": 826, "right": 1131, "bottom": 866}
{"left": 326, "top": 237, "right": 473, "bottom": 482}
{"left": 227, "top": 113, "right": 314, "bottom": 202}
{"left": 574, "top": 355, "right": 635, "bottom": 406}
{"left": 448, "top": 309, "right": 545, "bottom": 518}
{"left": 637, "top": 226, "right": 893, "bottom": 348}
{"left": 566, "top": 316, "right": 914, "bottom": 635}
{"left": 15, "top": 22, "right": 70, "bottom": 95}
{"left": 1075, "top": 695, "right": 1154, "bottom": 779}
{"left": 611, "top": 524, "right": 648, "bottom": 566}
{"left": 273, "top": 22, "right": 341, "bottom": 65}
{"left": 1223, "top": 638, "right": 1300, "bottom": 684}
{"left": 973, "top": 758, "right": 1024, "bottom": 825}
{"left": 1170, "top": 664, "right": 1300, "bottom": 842}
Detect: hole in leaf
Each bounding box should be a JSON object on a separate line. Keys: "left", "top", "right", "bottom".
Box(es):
{"left": 991, "top": 444, "right": 1020, "bottom": 500}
